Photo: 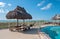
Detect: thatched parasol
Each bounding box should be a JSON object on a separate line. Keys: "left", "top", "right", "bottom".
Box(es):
{"left": 14, "top": 6, "right": 32, "bottom": 19}
{"left": 14, "top": 6, "right": 32, "bottom": 25}
{"left": 6, "top": 6, "right": 32, "bottom": 26}
{"left": 52, "top": 14, "right": 60, "bottom": 25}
{"left": 52, "top": 14, "right": 60, "bottom": 20}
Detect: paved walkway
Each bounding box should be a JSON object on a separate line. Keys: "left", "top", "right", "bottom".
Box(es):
{"left": 0, "top": 29, "right": 51, "bottom": 39}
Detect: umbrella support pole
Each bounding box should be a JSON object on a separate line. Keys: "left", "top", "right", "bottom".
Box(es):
{"left": 23, "top": 19, "right": 25, "bottom": 25}
{"left": 17, "top": 19, "right": 18, "bottom": 26}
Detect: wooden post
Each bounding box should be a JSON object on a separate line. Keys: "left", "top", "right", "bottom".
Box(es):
{"left": 8, "top": 22, "right": 10, "bottom": 27}
{"left": 17, "top": 19, "right": 19, "bottom": 26}
{"left": 23, "top": 19, "right": 25, "bottom": 25}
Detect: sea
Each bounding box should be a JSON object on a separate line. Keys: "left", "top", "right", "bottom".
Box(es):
{"left": 0, "top": 20, "right": 40, "bottom": 23}
{"left": 0, "top": 20, "right": 60, "bottom": 23}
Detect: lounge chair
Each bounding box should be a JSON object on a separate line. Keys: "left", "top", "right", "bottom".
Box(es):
{"left": 27, "top": 22, "right": 36, "bottom": 29}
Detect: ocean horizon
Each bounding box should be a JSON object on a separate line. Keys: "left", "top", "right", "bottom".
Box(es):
{"left": 0, "top": 20, "right": 60, "bottom": 23}
{"left": 0, "top": 20, "right": 49, "bottom": 23}
{"left": 0, "top": 20, "right": 40, "bottom": 23}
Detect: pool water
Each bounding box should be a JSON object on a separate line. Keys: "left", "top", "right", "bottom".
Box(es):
{"left": 40, "top": 26, "right": 60, "bottom": 39}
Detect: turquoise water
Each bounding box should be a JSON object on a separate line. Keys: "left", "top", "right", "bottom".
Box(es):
{"left": 40, "top": 26, "right": 60, "bottom": 39}
{"left": 0, "top": 20, "right": 37, "bottom": 23}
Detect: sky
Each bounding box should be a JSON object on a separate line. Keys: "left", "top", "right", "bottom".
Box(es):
{"left": 0, "top": 0, "right": 60, "bottom": 20}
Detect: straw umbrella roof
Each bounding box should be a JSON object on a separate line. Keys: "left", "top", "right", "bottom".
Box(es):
{"left": 52, "top": 14, "right": 60, "bottom": 20}
{"left": 14, "top": 6, "right": 26, "bottom": 13}
{"left": 6, "top": 6, "right": 32, "bottom": 19}
{"left": 6, "top": 11, "right": 23, "bottom": 19}
{"left": 14, "top": 6, "right": 32, "bottom": 19}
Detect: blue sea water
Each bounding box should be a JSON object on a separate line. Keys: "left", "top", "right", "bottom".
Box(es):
{"left": 0, "top": 20, "right": 30, "bottom": 22}
{"left": 0, "top": 20, "right": 17, "bottom": 22}
{"left": 40, "top": 26, "right": 60, "bottom": 39}
{"left": 0, "top": 20, "right": 40, "bottom": 23}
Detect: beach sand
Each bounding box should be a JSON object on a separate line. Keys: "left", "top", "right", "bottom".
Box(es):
{"left": 0, "top": 28, "right": 51, "bottom": 39}
{"left": 40, "top": 24, "right": 55, "bottom": 27}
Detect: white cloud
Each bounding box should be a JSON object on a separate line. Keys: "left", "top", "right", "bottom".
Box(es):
{"left": 8, "top": 3, "right": 12, "bottom": 6}
{"left": 37, "top": 1, "right": 45, "bottom": 6}
{"left": 0, "top": 2, "right": 6, "bottom": 7}
{"left": 0, "top": 8, "right": 9, "bottom": 13}
{"left": 40, "top": 3, "right": 52, "bottom": 10}
{"left": 0, "top": 2, "right": 12, "bottom": 7}
{"left": 6, "top": 10, "right": 9, "bottom": 13}
{"left": 0, "top": 2, "right": 11, "bottom": 13}
{"left": 0, "top": 8, "right": 5, "bottom": 13}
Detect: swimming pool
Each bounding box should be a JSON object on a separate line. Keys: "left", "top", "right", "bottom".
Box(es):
{"left": 40, "top": 26, "right": 60, "bottom": 39}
